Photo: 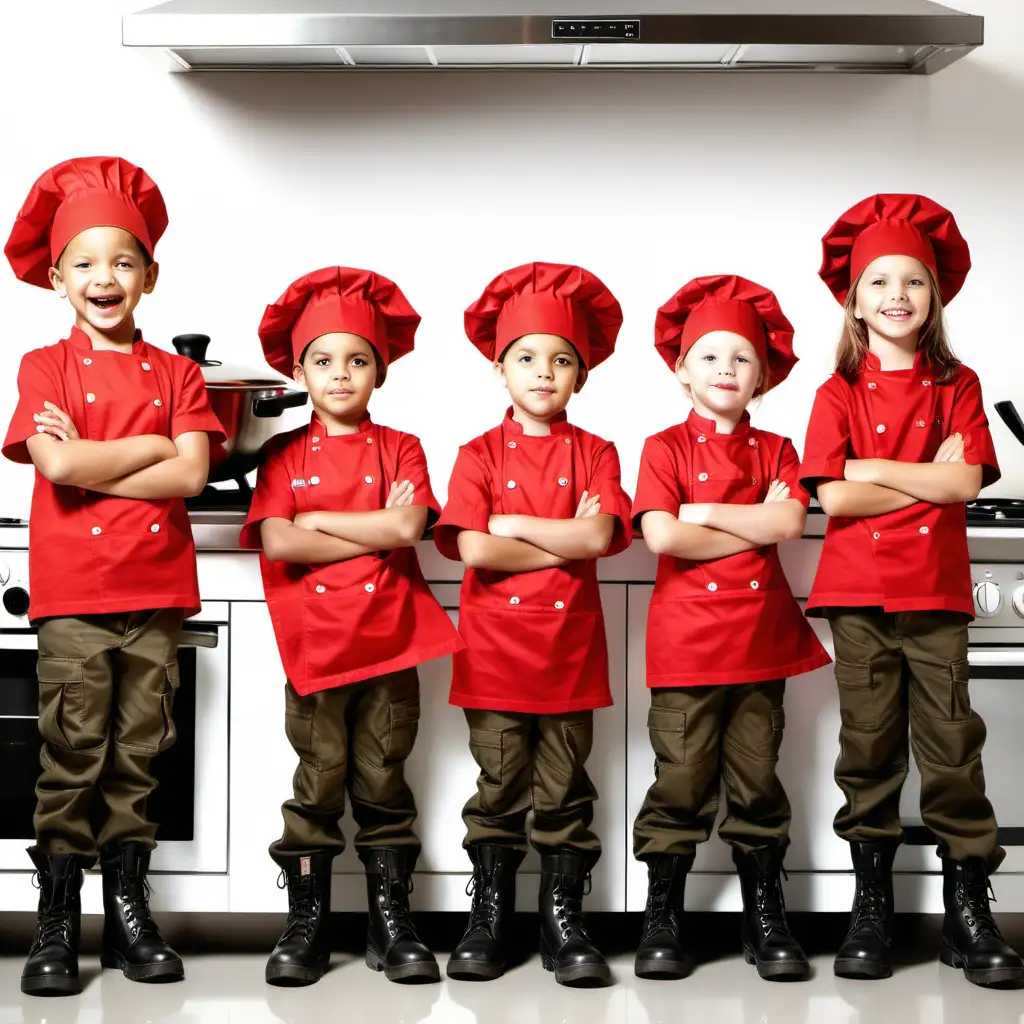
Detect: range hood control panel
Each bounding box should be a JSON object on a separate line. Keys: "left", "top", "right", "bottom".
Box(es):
{"left": 552, "top": 19, "right": 639, "bottom": 40}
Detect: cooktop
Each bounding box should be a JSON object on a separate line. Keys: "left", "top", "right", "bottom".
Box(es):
{"left": 966, "top": 500, "right": 1024, "bottom": 526}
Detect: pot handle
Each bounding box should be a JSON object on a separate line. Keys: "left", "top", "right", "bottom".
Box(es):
{"left": 994, "top": 401, "right": 1024, "bottom": 447}
{"left": 253, "top": 390, "right": 308, "bottom": 418}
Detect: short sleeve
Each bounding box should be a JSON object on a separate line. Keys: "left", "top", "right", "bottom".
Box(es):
{"left": 171, "top": 359, "right": 227, "bottom": 444}
{"left": 2, "top": 351, "right": 65, "bottom": 465}
{"left": 631, "top": 435, "right": 683, "bottom": 531}
{"left": 395, "top": 433, "right": 441, "bottom": 529}
{"left": 239, "top": 440, "right": 297, "bottom": 550}
{"left": 950, "top": 369, "right": 1000, "bottom": 489}
{"left": 799, "top": 379, "right": 851, "bottom": 497}
{"left": 775, "top": 437, "right": 811, "bottom": 508}
{"left": 434, "top": 447, "right": 493, "bottom": 561}
{"left": 588, "top": 441, "right": 633, "bottom": 557}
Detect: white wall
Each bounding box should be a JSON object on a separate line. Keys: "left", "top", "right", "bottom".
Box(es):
{"left": 2, "top": 0, "right": 1023, "bottom": 518}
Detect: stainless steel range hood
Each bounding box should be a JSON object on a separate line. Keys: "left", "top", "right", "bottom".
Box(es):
{"left": 122, "top": 0, "right": 983, "bottom": 74}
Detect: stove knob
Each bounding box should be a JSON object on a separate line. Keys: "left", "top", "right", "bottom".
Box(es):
{"left": 974, "top": 581, "right": 1003, "bottom": 618}
{"left": 1012, "top": 586, "right": 1024, "bottom": 619}
{"left": 0, "top": 559, "right": 9, "bottom": 586}
{"left": 2, "top": 586, "right": 29, "bottom": 618}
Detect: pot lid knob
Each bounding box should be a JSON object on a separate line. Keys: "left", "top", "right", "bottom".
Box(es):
{"left": 172, "top": 333, "right": 214, "bottom": 365}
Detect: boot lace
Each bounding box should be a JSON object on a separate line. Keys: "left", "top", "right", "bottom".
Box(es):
{"left": 29, "top": 873, "right": 74, "bottom": 950}
{"left": 377, "top": 866, "right": 421, "bottom": 944}
{"left": 958, "top": 877, "right": 1000, "bottom": 940}
{"left": 753, "top": 866, "right": 788, "bottom": 938}
{"left": 277, "top": 869, "right": 321, "bottom": 943}
{"left": 850, "top": 878, "right": 890, "bottom": 937}
{"left": 553, "top": 872, "right": 594, "bottom": 943}
{"left": 465, "top": 867, "right": 501, "bottom": 934}
{"left": 115, "top": 873, "right": 164, "bottom": 942}
{"left": 642, "top": 876, "right": 678, "bottom": 940}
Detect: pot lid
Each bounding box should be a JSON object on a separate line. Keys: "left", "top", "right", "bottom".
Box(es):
{"left": 171, "top": 334, "right": 299, "bottom": 390}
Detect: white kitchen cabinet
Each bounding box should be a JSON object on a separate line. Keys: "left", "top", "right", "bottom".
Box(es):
{"left": 228, "top": 585, "right": 628, "bottom": 913}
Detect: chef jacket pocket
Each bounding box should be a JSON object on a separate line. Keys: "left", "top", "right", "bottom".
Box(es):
{"left": 949, "top": 658, "right": 973, "bottom": 722}
{"left": 382, "top": 697, "right": 420, "bottom": 766}
{"left": 647, "top": 706, "right": 688, "bottom": 769}
{"left": 118, "top": 661, "right": 179, "bottom": 755}
{"left": 835, "top": 661, "right": 878, "bottom": 732}
{"left": 468, "top": 728, "right": 504, "bottom": 789}
{"left": 284, "top": 683, "right": 317, "bottom": 768}
{"left": 36, "top": 657, "right": 90, "bottom": 752}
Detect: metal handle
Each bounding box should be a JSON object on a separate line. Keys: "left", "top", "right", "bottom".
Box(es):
{"left": 968, "top": 648, "right": 1024, "bottom": 669}
{"left": 178, "top": 628, "right": 219, "bottom": 649}
{"left": 253, "top": 390, "right": 308, "bottom": 418}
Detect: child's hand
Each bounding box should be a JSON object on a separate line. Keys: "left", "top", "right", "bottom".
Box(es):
{"left": 292, "top": 511, "right": 320, "bottom": 531}
{"left": 575, "top": 491, "right": 602, "bottom": 519}
{"left": 933, "top": 433, "right": 965, "bottom": 463}
{"left": 488, "top": 514, "right": 517, "bottom": 538}
{"left": 385, "top": 480, "right": 415, "bottom": 508}
{"left": 33, "top": 402, "right": 80, "bottom": 442}
{"left": 763, "top": 479, "right": 791, "bottom": 504}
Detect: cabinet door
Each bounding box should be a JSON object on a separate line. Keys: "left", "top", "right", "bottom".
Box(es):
{"left": 227, "top": 601, "right": 295, "bottom": 912}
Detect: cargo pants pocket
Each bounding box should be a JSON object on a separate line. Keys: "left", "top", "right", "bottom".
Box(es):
{"left": 468, "top": 728, "right": 504, "bottom": 789}
{"left": 284, "top": 683, "right": 318, "bottom": 769}
{"left": 949, "top": 659, "right": 973, "bottom": 723}
{"left": 647, "top": 705, "right": 688, "bottom": 770}
{"left": 835, "top": 661, "right": 878, "bottom": 732}
{"left": 37, "top": 657, "right": 92, "bottom": 752}
{"left": 382, "top": 697, "right": 420, "bottom": 766}
{"left": 118, "top": 661, "right": 179, "bottom": 755}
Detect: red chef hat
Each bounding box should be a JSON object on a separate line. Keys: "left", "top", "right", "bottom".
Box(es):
{"left": 655, "top": 274, "right": 797, "bottom": 392}
{"left": 5, "top": 156, "right": 168, "bottom": 289}
{"left": 819, "top": 193, "right": 970, "bottom": 306}
{"left": 464, "top": 262, "right": 623, "bottom": 371}
{"left": 257, "top": 266, "right": 421, "bottom": 376}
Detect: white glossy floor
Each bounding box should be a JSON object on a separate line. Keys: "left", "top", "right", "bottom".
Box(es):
{"left": 2, "top": 949, "right": 1023, "bottom": 1024}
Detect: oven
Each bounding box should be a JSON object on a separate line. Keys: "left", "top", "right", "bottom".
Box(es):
{"left": 898, "top": 560, "right": 1024, "bottom": 872}
{"left": 0, "top": 550, "right": 229, "bottom": 874}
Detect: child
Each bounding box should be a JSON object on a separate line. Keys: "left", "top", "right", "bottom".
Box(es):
{"left": 240, "top": 266, "right": 462, "bottom": 987}
{"left": 435, "top": 262, "right": 632, "bottom": 987}
{"left": 632, "top": 275, "right": 831, "bottom": 982}
{"left": 2, "top": 157, "right": 225, "bottom": 995}
{"left": 801, "top": 194, "right": 1024, "bottom": 987}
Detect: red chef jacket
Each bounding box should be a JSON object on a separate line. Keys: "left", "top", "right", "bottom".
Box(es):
{"left": 435, "top": 409, "right": 633, "bottom": 714}
{"left": 240, "top": 414, "right": 462, "bottom": 695}
{"left": 634, "top": 409, "right": 830, "bottom": 687}
{"left": 800, "top": 354, "right": 999, "bottom": 617}
{"left": 2, "top": 326, "right": 225, "bottom": 620}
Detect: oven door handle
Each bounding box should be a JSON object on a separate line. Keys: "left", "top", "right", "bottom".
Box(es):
{"left": 969, "top": 649, "right": 1024, "bottom": 669}
{"left": 178, "top": 627, "right": 219, "bottom": 649}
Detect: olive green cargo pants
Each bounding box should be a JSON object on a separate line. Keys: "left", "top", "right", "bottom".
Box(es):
{"left": 34, "top": 608, "right": 184, "bottom": 856}
{"left": 462, "top": 708, "right": 601, "bottom": 858}
{"left": 273, "top": 667, "right": 422, "bottom": 856}
{"left": 828, "top": 609, "right": 1003, "bottom": 871}
{"left": 633, "top": 681, "right": 791, "bottom": 860}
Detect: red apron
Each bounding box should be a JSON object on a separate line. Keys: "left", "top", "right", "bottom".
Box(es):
{"left": 241, "top": 415, "right": 461, "bottom": 695}
{"left": 633, "top": 410, "right": 830, "bottom": 687}
{"left": 435, "top": 409, "right": 632, "bottom": 714}
{"left": 801, "top": 355, "right": 999, "bottom": 616}
{"left": 2, "top": 327, "right": 225, "bottom": 620}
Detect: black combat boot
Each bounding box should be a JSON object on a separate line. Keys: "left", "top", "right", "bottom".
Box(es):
{"left": 99, "top": 843, "right": 183, "bottom": 982}
{"left": 21, "top": 847, "right": 94, "bottom": 996}
{"left": 834, "top": 840, "right": 898, "bottom": 980}
{"left": 634, "top": 853, "right": 695, "bottom": 979}
{"left": 940, "top": 858, "right": 1024, "bottom": 988}
{"left": 361, "top": 848, "right": 439, "bottom": 983}
{"left": 447, "top": 844, "right": 525, "bottom": 981}
{"left": 265, "top": 849, "right": 336, "bottom": 986}
{"left": 538, "top": 849, "right": 610, "bottom": 987}
{"left": 734, "top": 847, "right": 809, "bottom": 981}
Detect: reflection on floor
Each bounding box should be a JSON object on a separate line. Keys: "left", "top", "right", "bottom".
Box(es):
{"left": 1, "top": 915, "right": 1023, "bottom": 1024}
